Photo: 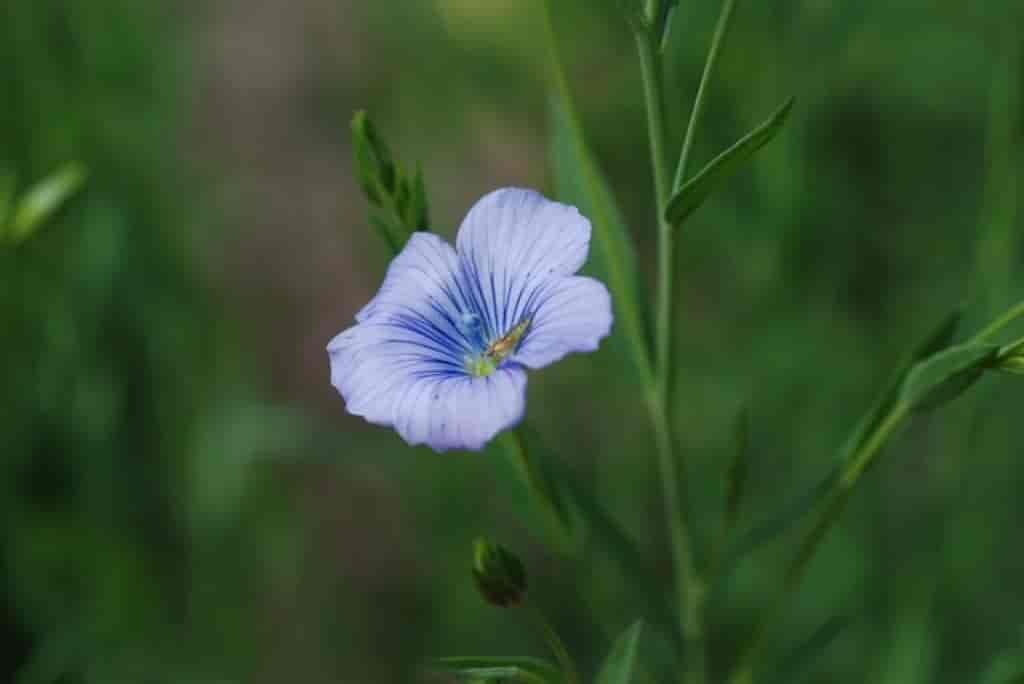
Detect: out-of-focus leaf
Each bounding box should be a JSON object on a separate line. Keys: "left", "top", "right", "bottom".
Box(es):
{"left": 431, "top": 656, "right": 561, "bottom": 684}
{"left": 768, "top": 616, "right": 850, "bottom": 684}
{"left": 724, "top": 407, "right": 751, "bottom": 528}
{"left": 665, "top": 98, "right": 794, "bottom": 226}
{"left": 900, "top": 343, "right": 999, "bottom": 413}
{"left": 517, "top": 426, "right": 678, "bottom": 640}
{"left": 0, "top": 170, "right": 15, "bottom": 236}
{"left": 718, "top": 467, "right": 838, "bottom": 580}
{"left": 595, "top": 621, "right": 644, "bottom": 684}
{"left": 410, "top": 162, "right": 430, "bottom": 230}
{"left": 549, "top": 96, "right": 651, "bottom": 379}
{"left": 503, "top": 428, "right": 578, "bottom": 554}
{"left": 977, "top": 652, "right": 1024, "bottom": 684}
{"left": 9, "top": 163, "right": 86, "bottom": 244}
{"left": 368, "top": 212, "right": 403, "bottom": 256}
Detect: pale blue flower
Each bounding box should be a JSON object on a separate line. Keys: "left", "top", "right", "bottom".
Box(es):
{"left": 328, "top": 188, "right": 613, "bottom": 452}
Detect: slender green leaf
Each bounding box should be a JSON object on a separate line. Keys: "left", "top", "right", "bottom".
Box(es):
{"left": 431, "top": 656, "right": 561, "bottom": 684}
{"left": 768, "top": 616, "right": 849, "bottom": 684}
{"left": 549, "top": 97, "right": 651, "bottom": 379}
{"left": 839, "top": 310, "right": 961, "bottom": 463}
{"left": 665, "top": 98, "right": 794, "bottom": 226}
{"left": 9, "top": 163, "right": 86, "bottom": 244}
{"left": 596, "top": 621, "right": 644, "bottom": 684}
{"left": 900, "top": 343, "right": 1000, "bottom": 413}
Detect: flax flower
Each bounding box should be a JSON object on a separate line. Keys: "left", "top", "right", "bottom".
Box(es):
{"left": 328, "top": 188, "right": 612, "bottom": 451}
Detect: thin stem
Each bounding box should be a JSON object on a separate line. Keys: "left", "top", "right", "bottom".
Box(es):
{"left": 672, "top": 0, "right": 737, "bottom": 193}
{"left": 636, "top": 24, "right": 674, "bottom": 393}
{"left": 972, "top": 299, "right": 1024, "bottom": 343}
{"left": 501, "top": 428, "right": 572, "bottom": 550}
{"left": 727, "top": 402, "right": 910, "bottom": 683}
{"left": 649, "top": 392, "right": 705, "bottom": 683}
{"left": 523, "top": 597, "right": 580, "bottom": 684}
{"left": 637, "top": 21, "right": 705, "bottom": 684}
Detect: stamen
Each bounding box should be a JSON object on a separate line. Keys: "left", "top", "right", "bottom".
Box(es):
{"left": 465, "top": 317, "right": 531, "bottom": 377}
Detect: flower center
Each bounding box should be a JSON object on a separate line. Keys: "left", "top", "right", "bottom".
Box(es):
{"left": 465, "top": 318, "right": 531, "bottom": 377}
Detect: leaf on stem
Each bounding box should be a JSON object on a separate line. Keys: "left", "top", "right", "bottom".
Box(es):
{"left": 430, "top": 656, "right": 561, "bottom": 684}
{"left": 665, "top": 98, "right": 794, "bottom": 227}
{"left": 899, "top": 343, "right": 1000, "bottom": 413}
{"left": 549, "top": 97, "right": 651, "bottom": 378}
{"left": 596, "top": 621, "right": 644, "bottom": 684}
{"left": 838, "top": 309, "right": 961, "bottom": 463}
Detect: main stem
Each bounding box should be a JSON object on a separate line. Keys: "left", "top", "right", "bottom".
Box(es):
{"left": 636, "top": 25, "right": 705, "bottom": 684}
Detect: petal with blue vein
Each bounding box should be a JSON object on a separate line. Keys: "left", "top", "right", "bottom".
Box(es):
{"left": 513, "top": 275, "right": 613, "bottom": 369}
{"left": 455, "top": 188, "right": 592, "bottom": 338}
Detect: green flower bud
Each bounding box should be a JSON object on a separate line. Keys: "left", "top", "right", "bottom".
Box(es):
{"left": 472, "top": 537, "right": 527, "bottom": 607}
{"left": 350, "top": 110, "right": 396, "bottom": 207}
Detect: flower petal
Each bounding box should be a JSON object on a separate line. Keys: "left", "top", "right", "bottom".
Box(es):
{"left": 391, "top": 366, "right": 527, "bottom": 452}
{"left": 513, "top": 275, "right": 613, "bottom": 369}
{"left": 328, "top": 321, "right": 526, "bottom": 452}
{"left": 455, "top": 188, "right": 592, "bottom": 338}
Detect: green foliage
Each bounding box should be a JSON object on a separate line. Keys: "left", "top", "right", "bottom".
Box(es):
{"left": 595, "top": 621, "right": 644, "bottom": 684}
{"left": 4, "top": 163, "right": 86, "bottom": 245}
{"left": 665, "top": 97, "right": 794, "bottom": 226}
{"left": 431, "top": 656, "right": 561, "bottom": 683}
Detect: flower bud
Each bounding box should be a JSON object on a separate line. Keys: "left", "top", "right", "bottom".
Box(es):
{"left": 472, "top": 537, "right": 527, "bottom": 607}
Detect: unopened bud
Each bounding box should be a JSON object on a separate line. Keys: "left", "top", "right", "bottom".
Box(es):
{"left": 472, "top": 537, "right": 527, "bottom": 607}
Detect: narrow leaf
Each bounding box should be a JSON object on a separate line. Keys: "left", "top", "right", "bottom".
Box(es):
{"left": 769, "top": 616, "right": 850, "bottom": 684}
{"left": 549, "top": 97, "right": 651, "bottom": 379}
{"left": 596, "top": 621, "right": 644, "bottom": 684}
{"left": 839, "top": 310, "right": 961, "bottom": 463}
{"left": 431, "top": 656, "right": 560, "bottom": 684}
{"left": 665, "top": 98, "right": 794, "bottom": 226}
{"left": 9, "top": 163, "right": 86, "bottom": 243}
{"left": 900, "top": 343, "right": 1000, "bottom": 413}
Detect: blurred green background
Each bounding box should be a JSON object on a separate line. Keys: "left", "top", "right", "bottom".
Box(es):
{"left": 2, "top": 1, "right": 1022, "bottom": 682}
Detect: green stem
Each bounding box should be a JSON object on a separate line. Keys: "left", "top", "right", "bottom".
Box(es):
{"left": 636, "top": 28, "right": 674, "bottom": 389}
{"left": 637, "top": 21, "right": 704, "bottom": 684}
{"left": 672, "top": 0, "right": 737, "bottom": 193}
{"left": 523, "top": 597, "right": 580, "bottom": 684}
{"left": 501, "top": 428, "right": 572, "bottom": 550}
{"left": 727, "top": 402, "right": 909, "bottom": 683}
{"left": 972, "top": 299, "right": 1024, "bottom": 343}
{"left": 649, "top": 392, "right": 705, "bottom": 682}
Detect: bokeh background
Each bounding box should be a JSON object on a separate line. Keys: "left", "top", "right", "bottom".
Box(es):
{"left": 2, "top": 1, "right": 1023, "bottom": 682}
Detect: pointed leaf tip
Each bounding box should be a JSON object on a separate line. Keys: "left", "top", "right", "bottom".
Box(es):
{"left": 596, "top": 621, "right": 644, "bottom": 684}
{"left": 665, "top": 97, "right": 795, "bottom": 226}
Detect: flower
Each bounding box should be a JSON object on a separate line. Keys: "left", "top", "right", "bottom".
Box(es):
{"left": 327, "top": 188, "right": 613, "bottom": 452}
